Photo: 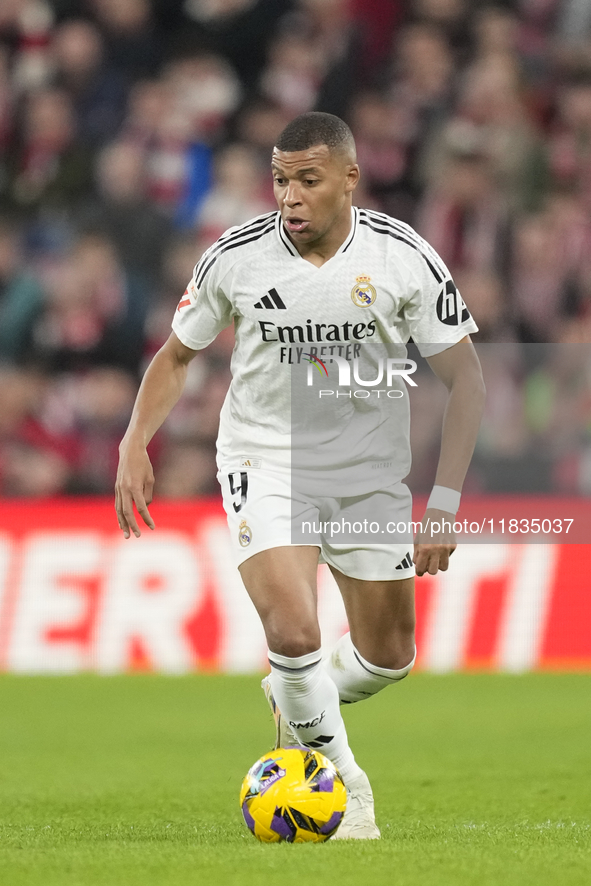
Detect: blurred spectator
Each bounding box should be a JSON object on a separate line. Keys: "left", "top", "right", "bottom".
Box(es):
{"left": 510, "top": 210, "right": 572, "bottom": 342}
{"left": 4, "top": 86, "right": 93, "bottom": 216}
{"left": 51, "top": 19, "right": 127, "bottom": 148}
{"left": 171, "top": 0, "right": 292, "bottom": 88}
{"left": 349, "top": 90, "right": 415, "bottom": 219}
{"left": 426, "top": 53, "right": 549, "bottom": 212}
{"left": 81, "top": 138, "right": 173, "bottom": 284}
{"left": 164, "top": 332, "right": 233, "bottom": 451}
{"left": 196, "top": 142, "right": 274, "bottom": 238}
{"left": 387, "top": 23, "right": 455, "bottom": 151}
{"left": 549, "top": 76, "right": 591, "bottom": 211}
{"left": 523, "top": 344, "right": 591, "bottom": 493}
{"left": 25, "top": 233, "right": 147, "bottom": 374}
{"left": 0, "top": 47, "right": 13, "bottom": 154}
{"left": 2, "top": 0, "right": 54, "bottom": 95}
{"left": 558, "top": 0, "right": 591, "bottom": 48}
{"left": 416, "top": 149, "right": 509, "bottom": 278}
{"left": 260, "top": 32, "right": 324, "bottom": 115}
{"left": 411, "top": 0, "right": 471, "bottom": 56}
{"left": 1, "top": 441, "right": 71, "bottom": 496}
{"left": 137, "top": 54, "right": 244, "bottom": 225}
{"left": 162, "top": 54, "right": 241, "bottom": 141}
{"left": 473, "top": 5, "right": 520, "bottom": 62}
{"left": 63, "top": 367, "right": 138, "bottom": 493}
{"left": 0, "top": 366, "right": 73, "bottom": 496}
{"left": 234, "top": 98, "right": 291, "bottom": 164}
{"left": 454, "top": 269, "right": 509, "bottom": 343}
{"left": 348, "top": 0, "right": 404, "bottom": 81}
{"left": 473, "top": 343, "right": 554, "bottom": 493}
{"left": 264, "top": 0, "right": 358, "bottom": 120}
{"left": 0, "top": 217, "right": 44, "bottom": 362}
{"left": 144, "top": 233, "right": 206, "bottom": 356}
{"left": 123, "top": 78, "right": 169, "bottom": 146}
{"left": 158, "top": 441, "right": 218, "bottom": 497}
{"left": 89, "top": 0, "right": 162, "bottom": 80}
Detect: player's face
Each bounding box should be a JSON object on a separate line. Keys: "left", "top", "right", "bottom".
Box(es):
{"left": 271, "top": 144, "right": 359, "bottom": 249}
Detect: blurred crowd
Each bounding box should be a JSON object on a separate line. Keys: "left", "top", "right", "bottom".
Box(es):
{"left": 0, "top": 0, "right": 590, "bottom": 498}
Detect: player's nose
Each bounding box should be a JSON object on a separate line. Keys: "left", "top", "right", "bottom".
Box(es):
{"left": 284, "top": 183, "right": 302, "bottom": 206}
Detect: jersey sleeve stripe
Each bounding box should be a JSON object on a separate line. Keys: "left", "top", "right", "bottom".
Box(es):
{"left": 191, "top": 214, "right": 278, "bottom": 288}
{"left": 195, "top": 221, "right": 275, "bottom": 289}
{"left": 363, "top": 210, "right": 447, "bottom": 279}
{"left": 216, "top": 211, "right": 277, "bottom": 245}
{"left": 358, "top": 216, "right": 443, "bottom": 283}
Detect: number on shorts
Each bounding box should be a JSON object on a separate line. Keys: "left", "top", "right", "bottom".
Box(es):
{"left": 228, "top": 471, "right": 248, "bottom": 513}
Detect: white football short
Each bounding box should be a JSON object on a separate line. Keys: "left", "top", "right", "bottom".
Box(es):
{"left": 217, "top": 459, "right": 416, "bottom": 581}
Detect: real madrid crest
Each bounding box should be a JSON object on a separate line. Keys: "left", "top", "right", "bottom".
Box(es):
{"left": 238, "top": 519, "right": 252, "bottom": 547}
{"left": 351, "top": 275, "right": 377, "bottom": 307}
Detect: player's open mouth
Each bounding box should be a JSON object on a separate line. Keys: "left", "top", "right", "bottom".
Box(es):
{"left": 285, "top": 218, "right": 310, "bottom": 233}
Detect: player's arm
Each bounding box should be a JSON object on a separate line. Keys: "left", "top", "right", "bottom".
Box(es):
{"left": 115, "top": 331, "right": 198, "bottom": 539}
{"left": 413, "top": 335, "right": 486, "bottom": 575}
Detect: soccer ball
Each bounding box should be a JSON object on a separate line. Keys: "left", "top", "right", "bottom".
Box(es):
{"left": 240, "top": 747, "right": 347, "bottom": 843}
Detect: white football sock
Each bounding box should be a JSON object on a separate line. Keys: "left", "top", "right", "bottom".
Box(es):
{"left": 268, "top": 648, "right": 363, "bottom": 782}
{"left": 325, "top": 632, "right": 416, "bottom": 704}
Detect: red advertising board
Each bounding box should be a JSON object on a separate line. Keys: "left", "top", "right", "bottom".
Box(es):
{"left": 0, "top": 497, "right": 589, "bottom": 673}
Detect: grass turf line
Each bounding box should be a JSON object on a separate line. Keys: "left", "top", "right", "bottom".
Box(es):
{"left": 0, "top": 673, "right": 589, "bottom": 886}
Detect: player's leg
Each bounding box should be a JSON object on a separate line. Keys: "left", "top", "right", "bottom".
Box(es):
{"left": 239, "top": 546, "right": 365, "bottom": 784}
{"left": 320, "top": 483, "right": 417, "bottom": 703}
{"left": 325, "top": 571, "right": 416, "bottom": 704}
{"left": 317, "top": 567, "right": 414, "bottom": 840}
{"left": 221, "top": 464, "right": 378, "bottom": 837}
{"left": 239, "top": 545, "right": 320, "bottom": 656}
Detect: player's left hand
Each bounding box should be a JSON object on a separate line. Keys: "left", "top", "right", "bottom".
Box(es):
{"left": 413, "top": 508, "right": 457, "bottom": 576}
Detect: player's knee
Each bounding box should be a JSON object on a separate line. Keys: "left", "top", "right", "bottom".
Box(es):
{"left": 393, "top": 644, "right": 416, "bottom": 674}
{"left": 265, "top": 621, "right": 321, "bottom": 659}
{"left": 385, "top": 613, "right": 415, "bottom": 663}
{"left": 391, "top": 629, "right": 416, "bottom": 670}
{"left": 366, "top": 629, "right": 416, "bottom": 671}
{"left": 369, "top": 643, "right": 416, "bottom": 674}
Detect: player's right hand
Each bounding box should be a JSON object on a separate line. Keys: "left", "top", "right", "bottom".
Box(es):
{"left": 115, "top": 441, "right": 156, "bottom": 539}
{"left": 413, "top": 508, "right": 457, "bottom": 576}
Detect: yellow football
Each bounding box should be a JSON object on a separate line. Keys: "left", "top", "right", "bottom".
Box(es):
{"left": 240, "top": 747, "right": 347, "bottom": 842}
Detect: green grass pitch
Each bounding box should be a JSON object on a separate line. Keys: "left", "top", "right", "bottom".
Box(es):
{"left": 0, "top": 673, "right": 589, "bottom": 886}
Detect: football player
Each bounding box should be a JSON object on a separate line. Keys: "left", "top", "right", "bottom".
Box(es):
{"left": 115, "top": 112, "right": 485, "bottom": 839}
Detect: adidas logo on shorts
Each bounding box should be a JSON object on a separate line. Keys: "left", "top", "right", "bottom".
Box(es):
{"left": 396, "top": 552, "right": 413, "bottom": 570}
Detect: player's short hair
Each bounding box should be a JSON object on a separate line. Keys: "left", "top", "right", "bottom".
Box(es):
{"left": 275, "top": 112, "right": 356, "bottom": 158}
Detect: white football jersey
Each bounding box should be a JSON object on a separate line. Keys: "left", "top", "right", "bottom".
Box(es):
{"left": 172, "top": 207, "right": 478, "bottom": 492}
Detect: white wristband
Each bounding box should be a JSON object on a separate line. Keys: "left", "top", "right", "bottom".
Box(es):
{"left": 427, "top": 485, "right": 461, "bottom": 515}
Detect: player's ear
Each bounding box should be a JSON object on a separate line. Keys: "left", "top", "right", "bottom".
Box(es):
{"left": 345, "top": 164, "right": 360, "bottom": 194}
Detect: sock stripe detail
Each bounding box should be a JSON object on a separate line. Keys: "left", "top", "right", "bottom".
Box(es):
{"left": 268, "top": 658, "right": 322, "bottom": 674}
{"left": 352, "top": 650, "right": 388, "bottom": 678}
{"left": 352, "top": 650, "right": 410, "bottom": 681}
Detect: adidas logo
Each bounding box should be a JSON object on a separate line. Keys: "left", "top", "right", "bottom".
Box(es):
{"left": 301, "top": 734, "right": 334, "bottom": 749}
{"left": 396, "top": 552, "right": 413, "bottom": 570}
{"left": 254, "top": 288, "right": 287, "bottom": 309}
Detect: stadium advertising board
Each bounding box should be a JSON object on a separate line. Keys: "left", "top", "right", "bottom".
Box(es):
{"left": 0, "top": 498, "right": 589, "bottom": 674}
